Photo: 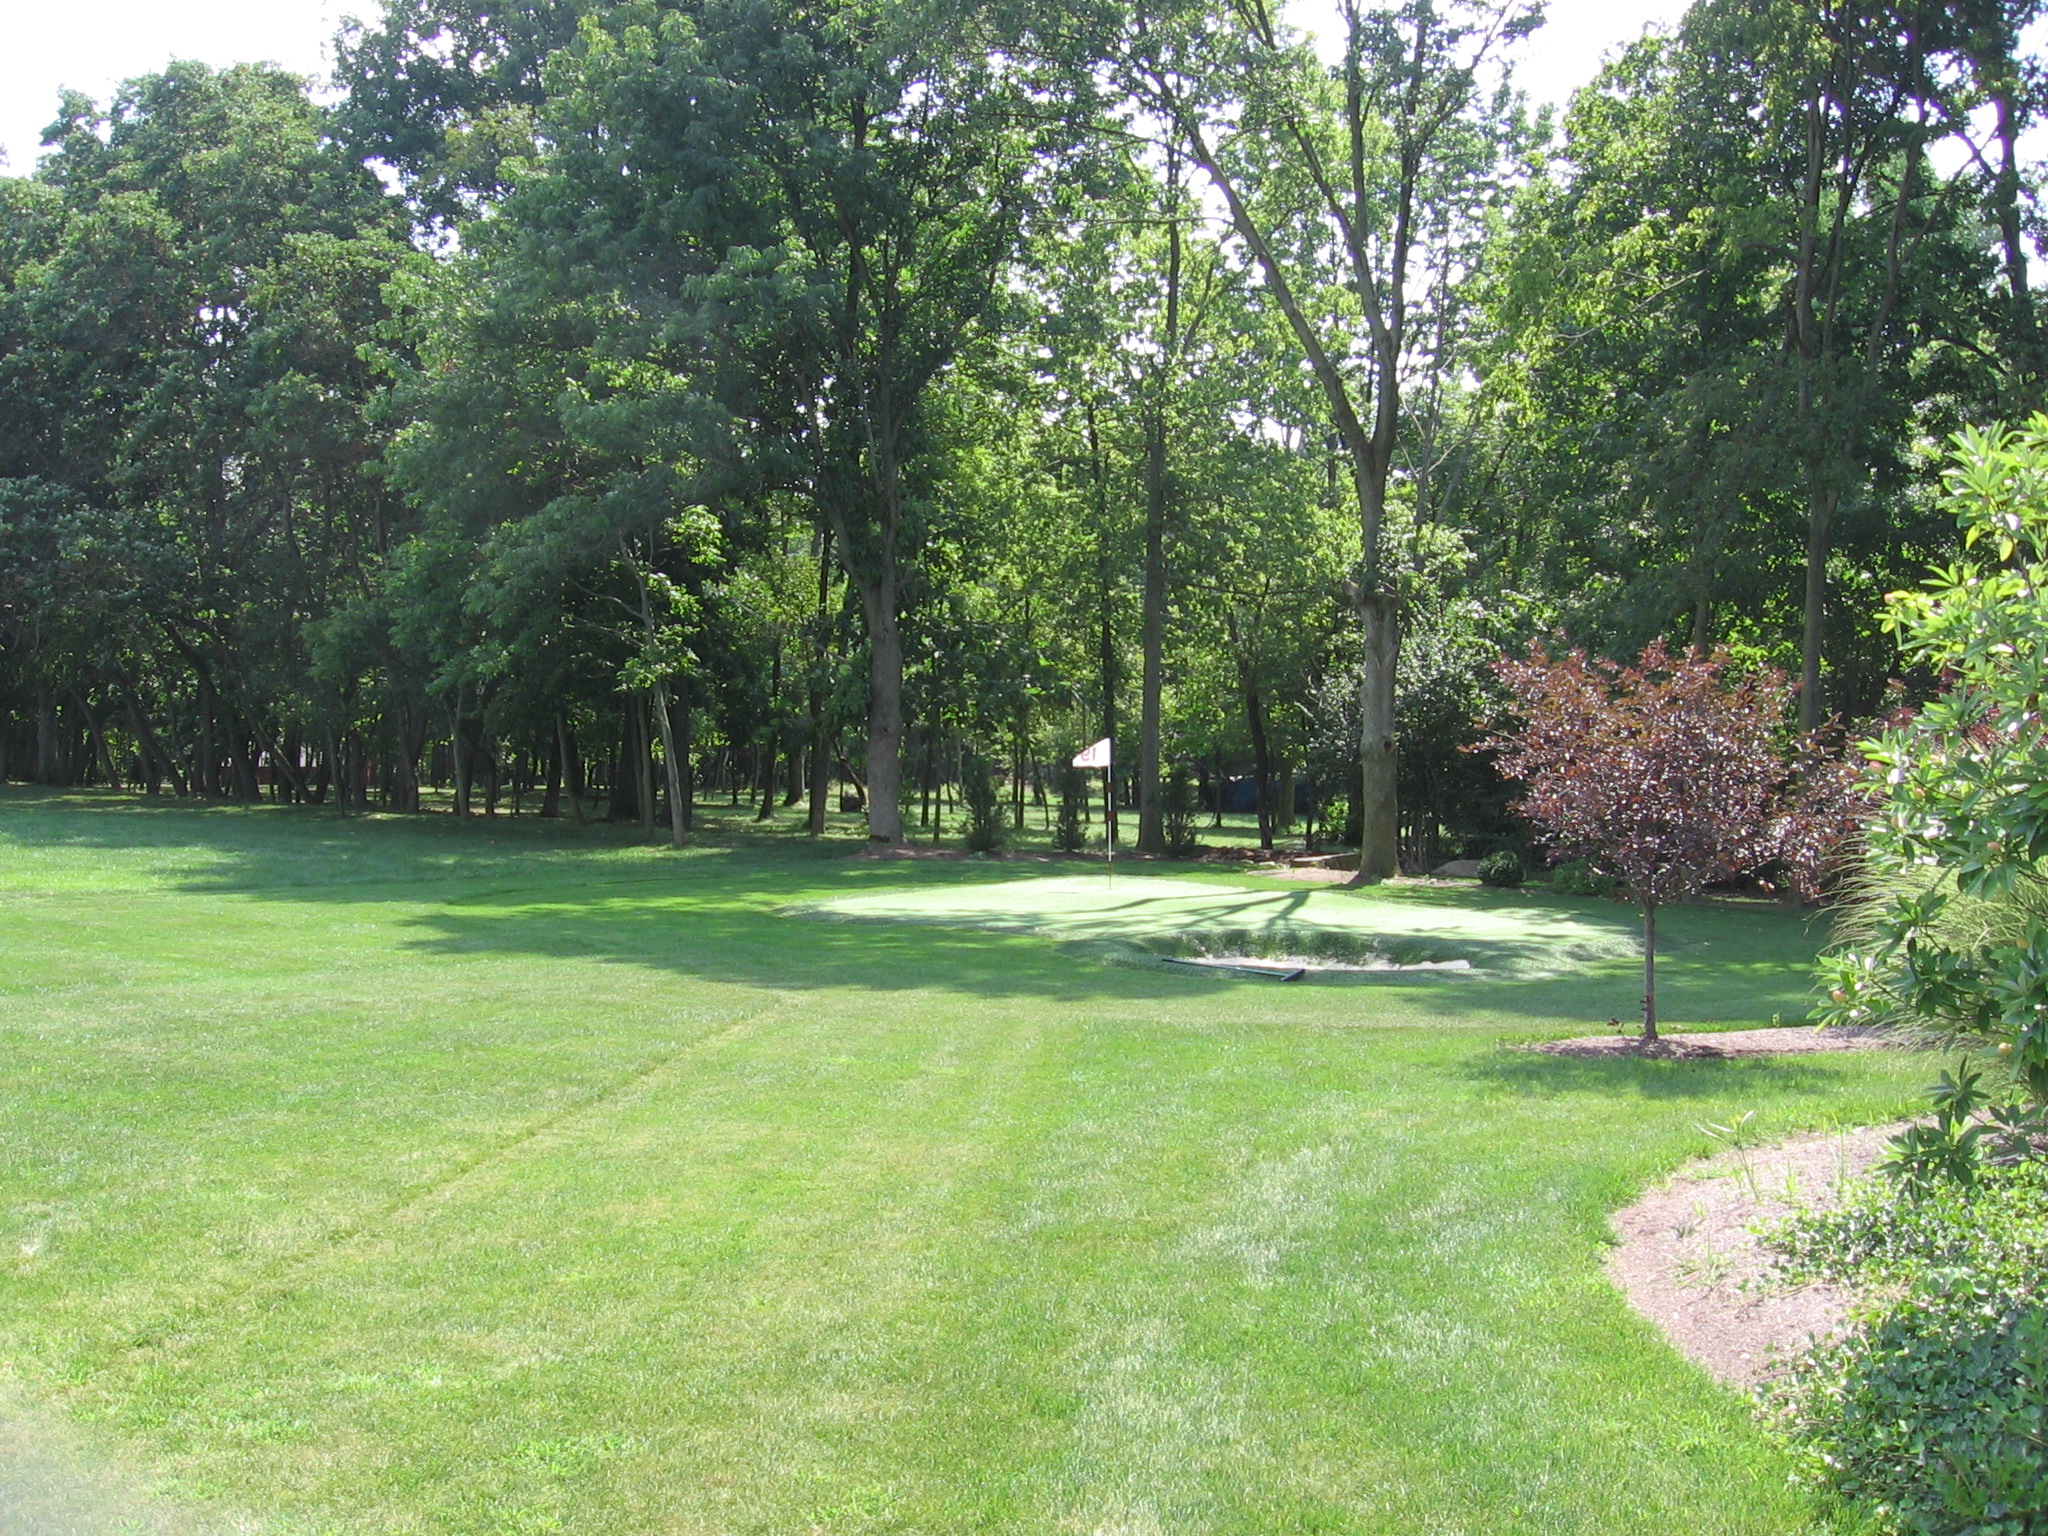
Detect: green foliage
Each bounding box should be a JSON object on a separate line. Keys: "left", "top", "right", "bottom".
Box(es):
{"left": 1477, "top": 850, "right": 1524, "bottom": 889}
{"left": 1549, "top": 859, "right": 1620, "bottom": 898}
{"left": 1054, "top": 764, "right": 1087, "bottom": 854}
{"left": 1163, "top": 766, "right": 1199, "bottom": 859}
{"left": 1880, "top": 1062, "right": 1994, "bottom": 1192}
{"left": 1820, "top": 421, "right": 2048, "bottom": 1110}
{"left": 1760, "top": 1162, "right": 2048, "bottom": 1534}
{"left": 1479, "top": 0, "right": 2013, "bottom": 717}
{"left": 1309, "top": 595, "right": 1515, "bottom": 864}
{"left": 961, "top": 753, "right": 1006, "bottom": 854}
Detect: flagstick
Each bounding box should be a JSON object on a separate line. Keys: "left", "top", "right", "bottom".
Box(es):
{"left": 1070, "top": 737, "right": 1115, "bottom": 887}
{"left": 1103, "top": 760, "right": 1114, "bottom": 889}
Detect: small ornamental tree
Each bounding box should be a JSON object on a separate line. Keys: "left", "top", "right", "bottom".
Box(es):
{"left": 1486, "top": 642, "right": 1794, "bottom": 1040}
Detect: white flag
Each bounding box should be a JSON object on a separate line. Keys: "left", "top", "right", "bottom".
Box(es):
{"left": 1071, "top": 737, "right": 1113, "bottom": 769}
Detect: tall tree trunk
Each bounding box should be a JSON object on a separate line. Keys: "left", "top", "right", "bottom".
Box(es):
{"left": 557, "top": 717, "right": 585, "bottom": 826}
{"left": 74, "top": 689, "right": 116, "bottom": 789}
{"left": 757, "top": 638, "right": 781, "bottom": 821}
{"left": 451, "top": 694, "right": 471, "bottom": 819}
{"left": 229, "top": 730, "right": 259, "bottom": 801}
{"left": 920, "top": 728, "right": 935, "bottom": 835}
{"left": 859, "top": 582, "right": 905, "bottom": 845}
{"left": 394, "top": 704, "right": 425, "bottom": 813}
{"left": 1137, "top": 168, "right": 1182, "bottom": 858}
{"left": 1227, "top": 608, "right": 1275, "bottom": 852}
{"left": 672, "top": 687, "right": 694, "bottom": 833}
{"left": 1099, "top": 594, "right": 1118, "bottom": 855}
{"left": 1247, "top": 683, "right": 1274, "bottom": 852}
{"left": 1358, "top": 592, "right": 1400, "bottom": 875}
{"left": 807, "top": 696, "right": 827, "bottom": 836}
{"left": 1174, "top": 106, "right": 1406, "bottom": 882}
{"left": 1084, "top": 399, "right": 1120, "bottom": 854}
{"left": 754, "top": 738, "right": 776, "bottom": 821}
{"left": 1992, "top": 84, "right": 2038, "bottom": 380}
{"left": 195, "top": 669, "right": 217, "bottom": 796}
{"left": 540, "top": 735, "right": 562, "bottom": 819}
{"left": 1799, "top": 490, "right": 1838, "bottom": 733}
{"left": 1136, "top": 403, "right": 1169, "bottom": 856}
{"left": 807, "top": 530, "right": 831, "bottom": 837}
{"left": 34, "top": 676, "right": 59, "bottom": 785}
{"left": 1012, "top": 698, "right": 1028, "bottom": 830}
{"left": 822, "top": 432, "right": 906, "bottom": 844}
{"left": 634, "top": 697, "right": 656, "bottom": 839}
{"left": 650, "top": 681, "right": 687, "bottom": 850}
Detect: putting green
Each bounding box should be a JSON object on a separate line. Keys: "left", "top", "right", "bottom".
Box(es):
{"left": 798, "top": 873, "right": 1643, "bottom": 978}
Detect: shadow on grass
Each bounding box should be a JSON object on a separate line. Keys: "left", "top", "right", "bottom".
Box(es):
{"left": 1463, "top": 1044, "right": 1877, "bottom": 1100}
{"left": 388, "top": 881, "right": 1830, "bottom": 1021}
{"left": 0, "top": 788, "right": 1835, "bottom": 1019}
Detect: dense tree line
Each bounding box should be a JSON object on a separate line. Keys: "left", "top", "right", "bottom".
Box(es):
{"left": 0, "top": 0, "right": 2041, "bottom": 862}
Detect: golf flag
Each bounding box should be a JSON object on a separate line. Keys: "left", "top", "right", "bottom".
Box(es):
{"left": 1072, "top": 737, "right": 1112, "bottom": 769}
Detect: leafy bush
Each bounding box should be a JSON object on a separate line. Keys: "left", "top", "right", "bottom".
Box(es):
{"left": 1819, "top": 422, "right": 2048, "bottom": 1113}
{"left": 1759, "top": 1162, "right": 2048, "bottom": 1534}
{"left": 1054, "top": 765, "right": 1088, "bottom": 853}
{"left": 1477, "top": 850, "right": 1523, "bottom": 888}
{"left": 961, "top": 753, "right": 1006, "bottom": 854}
{"left": 1313, "top": 793, "right": 1356, "bottom": 850}
{"left": 1549, "top": 858, "right": 1619, "bottom": 898}
{"left": 1163, "top": 767, "right": 1200, "bottom": 858}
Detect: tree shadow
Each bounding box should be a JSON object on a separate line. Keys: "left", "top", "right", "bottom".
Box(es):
{"left": 0, "top": 790, "right": 1838, "bottom": 1016}
{"left": 1465, "top": 1045, "right": 1881, "bottom": 1100}
{"left": 399, "top": 885, "right": 1240, "bottom": 1002}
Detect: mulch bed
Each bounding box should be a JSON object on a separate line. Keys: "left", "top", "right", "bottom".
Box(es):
{"left": 1528, "top": 1025, "right": 1902, "bottom": 1059}
{"left": 1608, "top": 1123, "right": 1901, "bottom": 1387}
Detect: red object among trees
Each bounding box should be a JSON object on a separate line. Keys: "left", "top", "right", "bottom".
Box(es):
{"left": 1485, "top": 641, "right": 1809, "bottom": 1040}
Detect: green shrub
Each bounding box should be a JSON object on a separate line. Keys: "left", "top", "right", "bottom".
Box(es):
{"left": 1313, "top": 794, "right": 1356, "bottom": 849}
{"left": 962, "top": 753, "right": 1006, "bottom": 854}
{"left": 1817, "top": 423, "right": 2048, "bottom": 1112}
{"left": 1549, "top": 858, "right": 1619, "bottom": 898}
{"left": 1163, "top": 767, "right": 1200, "bottom": 858}
{"left": 1759, "top": 1162, "right": 2048, "bottom": 1534}
{"left": 1477, "top": 850, "right": 1523, "bottom": 889}
{"left": 1054, "top": 765, "right": 1088, "bottom": 854}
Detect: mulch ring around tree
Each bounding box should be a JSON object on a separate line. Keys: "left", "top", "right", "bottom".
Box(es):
{"left": 1526, "top": 1024, "right": 1904, "bottom": 1059}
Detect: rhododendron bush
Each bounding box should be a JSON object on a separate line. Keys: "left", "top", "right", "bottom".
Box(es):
{"left": 1820, "top": 418, "right": 2048, "bottom": 1112}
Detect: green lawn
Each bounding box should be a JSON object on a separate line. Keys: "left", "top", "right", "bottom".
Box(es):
{"left": 0, "top": 790, "right": 1921, "bottom": 1534}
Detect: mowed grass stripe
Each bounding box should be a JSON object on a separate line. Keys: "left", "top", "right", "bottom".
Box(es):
{"left": 0, "top": 792, "right": 1918, "bottom": 1533}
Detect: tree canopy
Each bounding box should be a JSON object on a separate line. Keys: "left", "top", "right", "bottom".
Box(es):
{"left": 0, "top": 0, "right": 2042, "bottom": 868}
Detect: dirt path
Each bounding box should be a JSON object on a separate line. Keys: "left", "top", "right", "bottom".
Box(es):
{"left": 1606, "top": 1124, "right": 1899, "bottom": 1389}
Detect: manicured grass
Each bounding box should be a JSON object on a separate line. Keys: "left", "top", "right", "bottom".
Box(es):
{"left": 0, "top": 789, "right": 1919, "bottom": 1534}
